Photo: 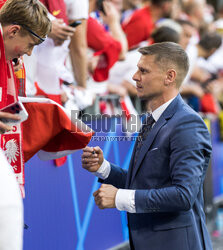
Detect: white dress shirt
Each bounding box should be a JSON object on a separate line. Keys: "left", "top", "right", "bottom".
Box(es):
{"left": 94, "top": 97, "right": 176, "bottom": 213}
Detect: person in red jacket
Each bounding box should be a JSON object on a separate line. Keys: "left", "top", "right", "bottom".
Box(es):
{"left": 88, "top": 0, "right": 128, "bottom": 82}
{"left": 122, "top": 0, "right": 173, "bottom": 50}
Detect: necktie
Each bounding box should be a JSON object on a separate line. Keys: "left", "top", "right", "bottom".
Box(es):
{"left": 134, "top": 114, "right": 155, "bottom": 166}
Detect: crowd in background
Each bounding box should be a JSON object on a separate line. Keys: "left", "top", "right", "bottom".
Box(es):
{"left": 22, "top": 0, "right": 223, "bottom": 124}
{"left": 2, "top": 0, "right": 223, "bottom": 249}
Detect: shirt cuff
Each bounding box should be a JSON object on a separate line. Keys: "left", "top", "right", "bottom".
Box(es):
{"left": 115, "top": 189, "right": 136, "bottom": 213}
{"left": 93, "top": 159, "right": 111, "bottom": 179}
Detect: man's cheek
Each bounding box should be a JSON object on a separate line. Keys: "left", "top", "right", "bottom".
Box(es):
{"left": 14, "top": 46, "right": 21, "bottom": 54}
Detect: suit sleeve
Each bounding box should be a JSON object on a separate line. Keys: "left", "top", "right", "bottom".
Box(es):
{"left": 135, "top": 114, "right": 212, "bottom": 213}
{"left": 99, "top": 163, "right": 128, "bottom": 189}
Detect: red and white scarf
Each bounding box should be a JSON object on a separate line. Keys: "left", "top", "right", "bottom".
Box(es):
{"left": 0, "top": 27, "right": 25, "bottom": 196}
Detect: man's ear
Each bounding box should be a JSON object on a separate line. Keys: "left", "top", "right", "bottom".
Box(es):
{"left": 7, "top": 24, "right": 21, "bottom": 38}
{"left": 164, "top": 69, "right": 176, "bottom": 86}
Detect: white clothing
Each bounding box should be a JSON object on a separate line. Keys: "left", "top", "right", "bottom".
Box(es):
{"left": 25, "top": 0, "right": 89, "bottom": 96}
{"left": 0, "top": 150, "right": 23, "bottom": 250}
{"left": 183, "top": 44, "right": 198, "bottom": 85}
{"left": 108, "top": 49, "right": 141, "bottom": 87}
{"left": 197, "top": 41, "right": 223, "bottom": 74}
{"left": 65, "top": 0, "right": 89, "bottom": 20}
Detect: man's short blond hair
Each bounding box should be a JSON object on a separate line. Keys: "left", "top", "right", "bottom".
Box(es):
{"left": 138, "top": 42, "right": 189, "bottom": 88}
{"left": 0, "top": 0, "right": 51, "bottom": 39}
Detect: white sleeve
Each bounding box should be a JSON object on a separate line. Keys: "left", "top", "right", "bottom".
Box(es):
{"left": 115, "top": 189, "right": 136, "bottom": 213}
{"left": 93, "top": 159, "right": 111, "bottom": 179}
{"left": 0, "top": 150, "right": 23, "bottom": 250}
{"left": 64, "top": 0, "right": 89, "bottom": 20}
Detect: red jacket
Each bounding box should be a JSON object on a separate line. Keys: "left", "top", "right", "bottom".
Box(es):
{"left": 122, "top": 6, "right": 154, "bottom": 50}
{"left": 87, "top": 17, "right": 122, "bottom": 82}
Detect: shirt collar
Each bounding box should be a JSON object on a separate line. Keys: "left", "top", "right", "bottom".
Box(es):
{"left": 0, "top": 23, "right": 3, "bottom": 35}
{"left": 152, "top": 96, "right": 176, "bottom": 122}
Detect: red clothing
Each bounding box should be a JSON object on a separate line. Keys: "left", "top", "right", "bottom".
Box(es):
{"left": 0, "top": 0, "right": 6, "bottom": 9}
{"left": 0, "top": 0, "right": 7, "bottom": 108}
{"left": 87, "top": 17, "right": 122, "bottom": 82}
{"left": 0, "top": 26, "right": 23, "bottom": 195}
{"left": 0, "top": 29, "right": 8, "bottom": 108}
{"left": 122, "top": 6, "right": 154, "bottom": 50}
{"left": 0, "top": 29, "right": 18, "bottom": 108}
{"left": 40, "top": 0, "right": 68, "bottom": 24}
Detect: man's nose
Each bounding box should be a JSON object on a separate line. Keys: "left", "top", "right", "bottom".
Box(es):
{"left": 132, "top": 71, "right": 139, "bottom": 82}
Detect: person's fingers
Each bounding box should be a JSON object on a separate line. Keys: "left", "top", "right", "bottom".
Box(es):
{"left": 81, "top": 157, "right": 99, "bottom": 164}
{"left": 58, "top": 26, "right": 75, "bottom": 39}
{"left": 82, "top": 165, "right": 99, "bottom": 173}
{"left": 82, "top": 151, "right": 99, "bottom": 158}
{"left": 56, "top": 33, "right": 68, "bottom": 41}
{"left": 0, "top": 121, "right": 12, "bottom": 134}
{"left": 103, "top": 1, "right": 110, "bottom": 13}
{"left": 82, "top": 162, "right": 100, "bottom": 172}
{"left": 93, "top": 146, "right": 102, "bottom": 154}
{"left": 93, "top": 189, "right": 99, "bottom": 197}
{"left": 83, "top": 146, "right": 94, "bottom": 153}
{"left": 62, "top": 25, "right": 76, "bottom": 33}
{"left": 0, "top": 112, "right": 21, "bottom": 120}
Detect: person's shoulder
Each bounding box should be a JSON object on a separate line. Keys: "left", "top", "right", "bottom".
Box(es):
{"left": 127, "top": 6, "right": 151, "bottom": 21}
{"left": 176, "top": 101, "right": 205, "bottom": 125}
{"left": 135, "top": 6, "right": 150, "bottom": 14}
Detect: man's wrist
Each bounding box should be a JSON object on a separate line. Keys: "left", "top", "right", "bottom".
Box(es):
{"left": 93, "top": 159, "right": 111, "bottom": 179}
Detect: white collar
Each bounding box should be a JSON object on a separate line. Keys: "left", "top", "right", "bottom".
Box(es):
{"left": 152, "top": 96, "right": 176, "bottom": 122}
{"left": 0, "top": 23, "right": 3, "bottom": 35}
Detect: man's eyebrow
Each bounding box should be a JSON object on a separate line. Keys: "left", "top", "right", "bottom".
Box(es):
{"left": 139, "top": 66, "right": 147, "bottom": 70}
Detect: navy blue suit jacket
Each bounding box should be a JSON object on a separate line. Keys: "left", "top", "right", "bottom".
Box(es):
{"left": 102, "top": 95, "right": 212, "bottom": 250}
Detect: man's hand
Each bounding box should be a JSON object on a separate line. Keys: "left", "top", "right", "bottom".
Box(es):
{"left": 101, "top": 1, "right": 120, "bottom": 26}
{"left": 81, "top": 146, "right": 104, "bottom": 172}
{"left": 0, "top": 112, "right": 20, "bottom": 134}
{"left": 93, "top": 184, "right": 118, "bottom": 209}
{"left": 48, "top": 19, "right": 76, "bottom": 46}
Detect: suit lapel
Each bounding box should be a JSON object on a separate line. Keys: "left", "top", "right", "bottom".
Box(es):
{"left": 129, "top": 116, "right": 167, "bottom": 184}
{"left": 125, "top": 133, "right": 140, "bottom": 187}
{"left": 125, "top": 114, "right": 153, "bottom": 187}
{"left": 128, "top": 94, "right": 183, "bottom": 186}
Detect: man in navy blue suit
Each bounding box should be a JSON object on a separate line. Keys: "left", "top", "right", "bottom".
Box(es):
{"left": 82, "top": 42, "right": 212, "bottom": 250}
